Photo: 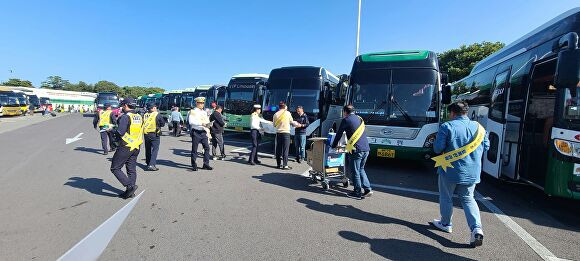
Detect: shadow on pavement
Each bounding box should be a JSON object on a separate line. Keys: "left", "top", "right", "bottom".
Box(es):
{"left": 75, "top": 146, "right": 104, "bottom": 155}
{"left": 171, "top": 148, "right": 191, "bottom": 157}
{"left": 64, "top": 177, "right": 123, "bottom": 197}
{"left": 297, "top": 198, "right": 472, "bottom": 249}
{"left": 253, "top": 172, "right": 348, "bottom": 198}
{"left": 339, "top": 231, "right": 475, "bottom": 260}
{"left": 140, "top": 159, "right": 191, "bottom": 170}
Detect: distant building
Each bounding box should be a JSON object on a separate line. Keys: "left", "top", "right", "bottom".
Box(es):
{"left": 1, "top": 86, "right": 96, "bottom": 111}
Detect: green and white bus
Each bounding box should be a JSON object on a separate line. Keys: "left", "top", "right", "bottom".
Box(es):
{"left": 224, "top": 74, "right": 269, "bottom": 132}
{"left": 205, "top": 85, "right": 226, "bottom": 109}
{"left": 343, "top": 50, "right": 447, "bottom": 160}
{"left": 180, "top": 85, "right": 212, "bottom": 116}
{"left": 452, "top": 8, "right": 580, "bottom": 199}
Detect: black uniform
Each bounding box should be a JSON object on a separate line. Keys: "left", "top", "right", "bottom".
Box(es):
{"left": 110, "top": 110, "right": 140, "bottom": 191}
{"left": 209, "top": 110, "right": 226, "bottom": 158}
{"left": 144, "top": 112, "right": 165, "bottom": 168}
{"left": 93, "top": 110, "right": 118, "bottom": 153}
{"left": 191, "top": 129, "right": 211, "bottom": 168}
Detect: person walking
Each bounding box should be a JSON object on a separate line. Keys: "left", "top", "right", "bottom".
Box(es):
{"left": 93, "top": 103, "right": 117, "bottom": 155}
{"left": 331, "top": 105, "right": 372, "bottom": 200}
{"left": 273, "top": 101, "right": 293, "bottom": 170}
{"left": 188, "top": 97, "right": 213, "bottom": 171}
{"left": 429, "top": 101, "right": 490, "bottom": 247}
{"left": 210, "top": 105, "right": 226, "bottom": 160}
{"left": 293, "top": 106, "right": 309, "bottom": 163}
{"left": 110, "top": 98, "right": 143, "bottom": 199}
{"left": 143, "top": 103, "right": 165, "bottom": 171}
{"left": 249, "top": 105, "right": 270, "bottom": 165}
{"left": 170, "top": 107, "right": 184, "bottom": 137}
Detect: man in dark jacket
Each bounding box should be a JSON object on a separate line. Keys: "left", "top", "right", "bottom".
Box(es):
{"left": 293, "top": 106, "right": 310, "bottom": 163}
{"left": 331, "top": 105, "right": 372, "bottom": 200}
{"left": 93, "top": 103, "right": 118, "bottom": 155}
{"left": 143, "top": 103, "right": 165, "bottom": 171}
{"left": 209, "top": 105, "right": 226, "bottom": 160}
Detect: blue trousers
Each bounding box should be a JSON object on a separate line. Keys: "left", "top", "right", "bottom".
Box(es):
{"left": 438, "top": 174, "right": 482, "bottom": 231}
{"left": 350, "top": 151, "right": 371, "bottom": 193}
{"left": 294, "top": 134, "right": 306, "bottom": 160}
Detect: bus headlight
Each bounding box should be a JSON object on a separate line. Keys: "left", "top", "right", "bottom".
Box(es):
{"left": 554, "top": 139, "right": 575, "bottom": 157}
{"left": 423, "top": 133, "right": 437, "bottom": 148}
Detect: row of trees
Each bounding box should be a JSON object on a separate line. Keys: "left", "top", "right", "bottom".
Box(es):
{"left": 1, "top": 76, "right": 164, "bottom": 98}
{"left": 2, "top": 41, "right": 505, "bottom": 98}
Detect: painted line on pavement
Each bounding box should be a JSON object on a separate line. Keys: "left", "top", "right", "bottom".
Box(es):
{"left": 298, "top": 168, "right": 562, "bottom": 261}
{"left": 58, "top": 191, "right": 145, "bottom": 261}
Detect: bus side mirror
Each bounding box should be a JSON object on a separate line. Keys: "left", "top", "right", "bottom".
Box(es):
{"left": 339, "top": 74, "right": 349, "bottom": 82}
{"left": 442, "top": 84, "right": 452, "bottom": 104}
{"left": 441, "top": 73, "right": 449, "bottom": 85}
{"left": 554, "top": 33, "right": 580, "bottom": 88}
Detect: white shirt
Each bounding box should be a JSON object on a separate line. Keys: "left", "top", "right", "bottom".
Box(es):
{"left": 251, "top": 112, "right": 270, "bottom": 130}
{"left": 188, "top": 108, "right": 210, "bottom": 131}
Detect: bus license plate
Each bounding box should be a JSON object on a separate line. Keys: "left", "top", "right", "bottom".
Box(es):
{"left": 235, "top": 127, "right": 243, "bottom": 131}
{"left": 377, "top": 149, "right": 395, "bottom": 158}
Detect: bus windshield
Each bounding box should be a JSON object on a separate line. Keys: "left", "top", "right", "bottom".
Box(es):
{"left": 266, "top": 77, "right": 320, "bottom": 113}
{"left": 351, "top": 68, "right": 437, "bottom": 126}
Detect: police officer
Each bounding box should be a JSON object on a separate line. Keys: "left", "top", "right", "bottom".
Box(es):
{"left": 188, "top": 97, "right": 213, "bottom": 171}
{"left": 93, "top": 103, "right": 117, "bottom": 155}
{"left": 143, "top": 103, "right": 165, "bottom": 171}
{"left": 249, "top": 105, "right": 271, "bottom": 165}
{"left": 111, "top": 98, "right": 143, "bottom": 199}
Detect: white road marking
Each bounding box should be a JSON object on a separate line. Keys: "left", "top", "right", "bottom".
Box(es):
{"left": 58, "top": 191, "right": 144, "bottom": 261}
{"left": 230, "top": 147, "right": 275, "bottom": 158}
{"left": 65, "top": 132, "right": 84, "bottom": 144}
{"left": 297, "top": 168, "right": 563, "bottom": 261}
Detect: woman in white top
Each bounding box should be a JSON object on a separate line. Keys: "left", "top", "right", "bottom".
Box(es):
{"left": 249, "top": 104, "right": 271, "bottom": 165}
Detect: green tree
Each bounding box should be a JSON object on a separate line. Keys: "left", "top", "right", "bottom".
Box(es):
{"left": 438, "top": 41, "right": 505, "bottom": 82}
{"left": 2, "top": 78, "right": 33, "bottom": 87}
{"left": 94, "top": 80, "right": 122, "bottom": 94}
{"left": 64, "top": 81, "right": 94, "bottom": 92}
{"left": 41, "top": 76, "right": 70, "bottom": 89}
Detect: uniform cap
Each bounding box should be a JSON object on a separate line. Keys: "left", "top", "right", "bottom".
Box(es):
{"left": 253, "top": 104, "right": 261, "bottom": 109}
{"left": 104, "top": 103, "right": 111, "bottom": 108}
{"left": 120, "top": 97, "right": 136, "bottom": 107}
{"left": 146, "top": 102, "right": 156, "bottom": 110}
{"left": 195, "top": 97, "right": 206, "bottom": 103}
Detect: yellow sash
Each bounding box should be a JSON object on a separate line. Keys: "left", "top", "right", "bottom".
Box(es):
{"left": 98, "top": 110, "right": 112, "bottom": 127}
{"left": 274, "top": 110, "right": 289, "bottom": 128}
{"left": 432, "top": 123, "right": 485, "bottom": 172}
{"left": 143, "top": 111, "right": 158, "bottom": 134}
{"left": 122, "top": 113, "right": 144, "bottom": 151}
{"left": 346, "top": 116, "right": 365, "bottom": 153}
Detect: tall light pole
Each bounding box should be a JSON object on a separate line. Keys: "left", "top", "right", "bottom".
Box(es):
{"left": 356, "top": 0, "right": 362, "bottom": 57}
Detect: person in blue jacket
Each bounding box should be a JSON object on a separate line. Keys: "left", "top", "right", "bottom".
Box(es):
{"left": 331, "top": 105, "right": 372, "bottom": 200}
{"left": 429, "top": 101, "right": 490, "bottom": 247}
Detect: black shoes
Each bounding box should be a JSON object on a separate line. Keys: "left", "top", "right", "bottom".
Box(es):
{"left": 346, "top": 191, "right": 364, "bottom": 200}
{"left": 147, "top": 165, "right": 159, "bottom": 171}
{"left": 191, "top": 165, "right": 198, "bottom": 171}
{"left": 248, "top": 161, "right": 256, "bottom": 165}
{"left": 103, "top": 151, "right": 108, "bottom": 155}
{"left": 120, "top": 185, "right": 138, "bottom": 199}
{"left": 202, "top": 165, "right": 213, "bottom": 170}
{"left": 296, "top": 158, "right": 302, "bottom": 163}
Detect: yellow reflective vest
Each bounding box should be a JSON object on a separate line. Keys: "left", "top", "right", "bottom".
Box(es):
{"left": 122, "top": 113, "right": 144, "bottom": 151}
{"left": 98, "top": 110, "right": 112, "bottom": 127}
{"left": 143, "top": 111, "right": 159, "bottom": 134}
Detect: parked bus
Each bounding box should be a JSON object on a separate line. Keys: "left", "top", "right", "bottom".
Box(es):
{"left": 95, "top": 92, "right": 120, "bottom": 115}
{"left": 180, "top": 85, "right": 212, "bottom": 115}
{"left": 343, "top": 50, "right": 448, "bottom": 160}
{"left": 206, "top": 85, "right": 227, "bottom": 109}
{"left": 0, "top": 91, "right": 22, "bottom": 116}
{"left": 452, "top": 8, "right": 580, "bottom": 199}
{"left": 13, "top": 91, "right": 30, "bottom": 115}
{"left": 224, "top": 74, "right": 268, "bottom": 132}
{"left": 262, "top": 66, "right": 342, "bottom": 137}
{"left": 160, "top": 90, "right": 183, "bottom": 125}
{"left": 28, "top": 94, "right": 41, "bottom": 113}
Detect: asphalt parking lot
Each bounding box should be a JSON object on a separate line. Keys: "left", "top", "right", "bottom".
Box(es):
{"left": 0, "top": 114, "right": 578, "bottom": 260}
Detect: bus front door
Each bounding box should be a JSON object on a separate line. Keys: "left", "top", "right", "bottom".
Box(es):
{"left": 483, "top": 68, "right": 512, "bottom": 178}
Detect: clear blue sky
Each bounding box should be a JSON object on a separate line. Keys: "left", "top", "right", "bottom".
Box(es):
{"left": 0, "top": 0, "right": 577, "bottom": 90}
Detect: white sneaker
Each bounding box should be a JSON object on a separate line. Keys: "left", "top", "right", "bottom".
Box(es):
{"left": 470, "top": 228, "right": 484, "bottom": 247}
{"left": 429, "top": 219, "right": 452, "bottom": 233}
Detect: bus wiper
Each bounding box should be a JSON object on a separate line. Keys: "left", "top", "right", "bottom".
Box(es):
{"left": 366, "top": 100, "right": 387, "bottom": 123}
{"left": 390, "top": 95, "right": 414, "bottom": 124}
